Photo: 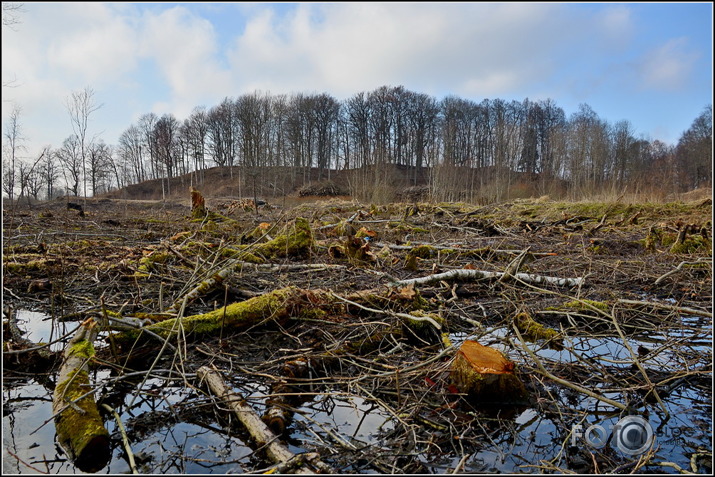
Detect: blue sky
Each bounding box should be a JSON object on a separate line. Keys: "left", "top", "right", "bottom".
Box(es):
{"left": 2, "top": 2, "right": 712, "bottom": 162}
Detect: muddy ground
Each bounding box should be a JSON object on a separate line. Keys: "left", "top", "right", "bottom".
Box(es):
{"left": 2, "top": 194, "right": 713, "bottom": 474}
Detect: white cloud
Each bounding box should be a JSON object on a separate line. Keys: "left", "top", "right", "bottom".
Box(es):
{"left": 46, "top": 4, "right": 139, "bottom": 85}
{"left": 638, "top": 38, "right": 698, "bottom": 91}
{"left": 226, "top": 2, "right": 572, "bottom": 99}
{"left": 2, "top": 2, "right": 709, "bottom": 161}
{"left": 596, "top": 4, "right": 633, "bottom": 48}
{"left": 137, "top": 6, "right": 234, "bottom": 117}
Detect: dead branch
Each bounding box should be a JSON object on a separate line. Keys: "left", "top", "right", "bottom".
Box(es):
{"left": 197, "top": 366, "right": 332, "bottom": 474}
{"left": 616, "top": 299, "right": 712, "bottom": 318}
{"left": 654, "top": 258, "right": 712, "bottom": 284}
{"left": 511, "top": 324, "right": 628, "bottom": 410}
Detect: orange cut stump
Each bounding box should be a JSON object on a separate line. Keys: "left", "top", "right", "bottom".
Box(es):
{"left": 451, "top": 340, "right": 527, "bottom": 403}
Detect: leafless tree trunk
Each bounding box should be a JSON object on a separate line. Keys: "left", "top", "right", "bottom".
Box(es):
{"left": 2, "top": 105, "right": 23, "bottom": 203}
{"left": 66, "top": 87, "right": 102, "bottom": 198}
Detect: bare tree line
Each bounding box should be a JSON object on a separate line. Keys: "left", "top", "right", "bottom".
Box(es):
{"left": 2, "top": 85, "right": 712, "bottom": 203}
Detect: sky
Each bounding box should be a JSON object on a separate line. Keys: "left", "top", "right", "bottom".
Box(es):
{"left": 2, "top": 2, "right": 713, "bottom": 163}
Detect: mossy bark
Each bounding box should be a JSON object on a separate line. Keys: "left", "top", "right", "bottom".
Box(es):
{"left": 52, "top": 322, "right": 110, "bottom": 473}
{"left": 114, "top": 286, "right": 309, "bottom": 343}
{"left": 113, "top": 285, "right": 432, "bottom": 349}
{"left": 250, "top": 217, "right": 314, "bottom": 260}
{"left": 513, "top": 311, "right": 563, "bottom": 349}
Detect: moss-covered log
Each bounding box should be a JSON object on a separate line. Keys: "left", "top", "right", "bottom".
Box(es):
{"left": 451, "top": 340, "right": 527, "bottom": 404}
{"left": 513, "top": 311, "right": 563, "bottom": 349}
{"left": 52, "top": 320, "right": 110, "bottom": 473}
{"left": 113, "top": 285, "right": 434, "bottom": 350}
{"left": 249, "top": 216, "right": 314, "bottom": 260}
{"left": 115, "top": 286, "right": 312, "bottom": 344}
{"left": 164, "top": 217, "right": 314, "bottom": 313}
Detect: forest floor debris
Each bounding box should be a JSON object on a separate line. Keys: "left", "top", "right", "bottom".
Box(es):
{"left": 3, "top": 195, "right": 712, "bottom": 474}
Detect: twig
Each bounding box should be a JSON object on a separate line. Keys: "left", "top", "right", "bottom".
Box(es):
{"left": 101, "top": 404, "right": 138, "bottom": 474}
{"left": 330, "top": 292, "right": 442, "bottom": 330}
{"left": 606, "top": 304, "right": 669, "bottom": 417}
{"left": 654, "top": 258, "right": 712, "bottom": 285}
{"left": 616, "top": 299, "right": 712, "bottom": 318}
{"left": 512, "top": 324, "right": 628, "bottom": 410}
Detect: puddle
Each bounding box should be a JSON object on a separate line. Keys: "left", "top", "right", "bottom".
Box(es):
{"left": 12, "top": 310, "right": 74, "bottom": 353}
{"left": 3, "top": 309, "right": 711, "bottom": 473}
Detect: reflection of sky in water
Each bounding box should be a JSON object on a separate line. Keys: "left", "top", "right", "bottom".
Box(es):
{"left": 294, "top": 394, "right": 394, "bottom": 446}
{"left": 443, "top": 311, "right": 712, "bottom": 473}
{"left": 3, "top": 383, "right": 70, "bottom": 474}
{"left": 14, "top": 310, "right": 76, "bottom": 353}
{"left": 3, "top": 307, "right": 710, "bottom": 474}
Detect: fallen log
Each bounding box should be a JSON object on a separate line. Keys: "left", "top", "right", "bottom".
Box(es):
{"left": 112, "top": 285, "right": 430, "bottom": 347}
{"left": 52, "top": 319, "right": 111, "bottom": 473}
{"left": 113, "top": 286, "right": 313, "bottom": 344}
{"left": 390, "top": 267, "right": 584, "bottom": 288}
{"left": 197, "top": 366, "right": 332, "bottom": 474}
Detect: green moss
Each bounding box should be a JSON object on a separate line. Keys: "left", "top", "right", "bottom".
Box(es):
{"left": 252, "top": 217, "right": 314, "bottom": 259}
{"left": 298, "top": 308, "right": 327, "bottom": 320}
{"left": 408, "top": 245, "right": 435, "bottom": 259}
{"left": 4, "top": 259, "right": 48, "bottom": 273}
{"left": 670, "top": 235, "right": 711, "bottom": 254}
{"left": 514, "top": 312, "right": 562, "bottom": 348}
{"left": 403, "top": 310, "right": 444, "bottom": 329}
{"left": 387, "top": 222, "right": 429, "bottom": 234}
{"left": 644, "top": 227, "right": 662, "bottom": 252}
{"left": 137, "top": 251, "right": 172, "bottom": 273}
{"left": 54, "top": 368, "right": 109, "bottom": 457}
{"left": 53, "top": 338, "right": 110, "bottom": 472}
{"left": 115, "top": 286, "right": 302, "bottom": 341}
{"left": 68, "top": 339, "right": 95, "bottom": 359}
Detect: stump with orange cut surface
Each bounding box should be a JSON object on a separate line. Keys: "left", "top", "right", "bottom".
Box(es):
{"left": 451, "top": 340, "right": 528, "bottom": 403}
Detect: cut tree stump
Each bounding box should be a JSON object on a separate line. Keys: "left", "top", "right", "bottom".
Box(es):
{"left": 451, "top": 339, "right": 527, "bottom": 403}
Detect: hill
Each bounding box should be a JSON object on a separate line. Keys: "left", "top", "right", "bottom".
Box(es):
{"left": 102, "top": 164, "right": 432, "bottom": 203}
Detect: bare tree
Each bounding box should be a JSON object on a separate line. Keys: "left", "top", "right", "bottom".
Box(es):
{"left": 206, "top": 98, "right": 236, "bottom": 168}
{"left": 87, "top": 139, "right": 112, "bottom": 194}
{"left": 676, "top": 104, "right": 712, "bottom": 190}
{"left": 66, "top": 86, "right": 102, "bottom": 198}
{"left": 2, "top": 104, "right": 24, "bottom": 201}
{"left": 16, "top": 148, "right": 48, "bottom": 205}
{"left": 183, "top": 106, "right": 209, "bottom": 184}
{"left": 38, "top": 145, "right": 59, "bottom": 199}
{"left": 138, "top": 113, "right": 158, "bottom": 179}
{"left": 2, "top": 2, "right": 23, "bottom": 27}
{"left": 118, "top": 125, "right": 146, "bottom": 184}
{"left": 152, "top": 114, "right": 180, "bottom": 197}
{"left": 56, "top": 135, "right": 83, "bottom": 197}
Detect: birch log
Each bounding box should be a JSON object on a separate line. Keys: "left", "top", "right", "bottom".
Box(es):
{"left": 390, "top": 268, "right": 584, "bottom": 288}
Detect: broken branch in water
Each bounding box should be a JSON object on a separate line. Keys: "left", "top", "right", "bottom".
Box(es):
{"left": 197, "top": 365, "right": 332, "bottom": 474}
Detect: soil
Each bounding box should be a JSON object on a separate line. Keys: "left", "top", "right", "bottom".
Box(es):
{"left": 2, "top": 192, "right": 713, "bottom": 474}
